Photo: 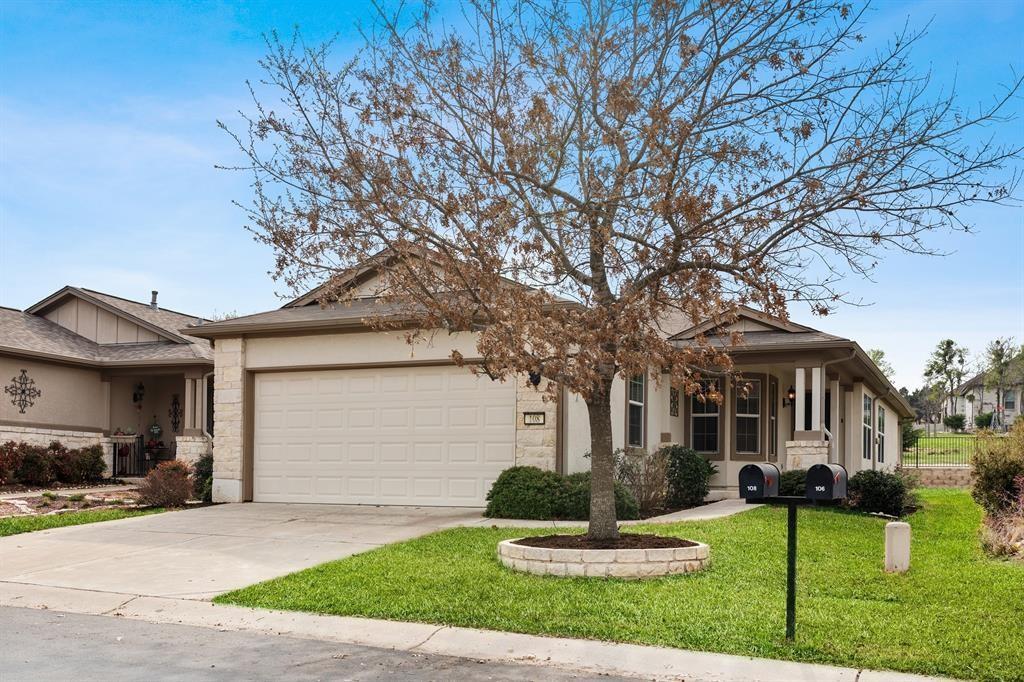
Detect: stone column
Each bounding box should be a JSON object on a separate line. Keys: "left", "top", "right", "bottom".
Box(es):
{"left": 785, "top": 440, "right": 829, "bottom": 470}
{"left": 515, "top": 377, "right": 557, "bottom": 470}
{"left": 212, "top": 337, "right": 245, "bottom": 502}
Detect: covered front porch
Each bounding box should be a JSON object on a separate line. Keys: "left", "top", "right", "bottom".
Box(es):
{"left": 661, "top": 347, "right": 907, "bottom": 493}
{"left": 101, "top": 367, "right": 213, "bottom": 476}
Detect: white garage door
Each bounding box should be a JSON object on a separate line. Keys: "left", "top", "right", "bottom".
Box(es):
{"left": 252, "top": 366, "right": 516, "bottom": 505}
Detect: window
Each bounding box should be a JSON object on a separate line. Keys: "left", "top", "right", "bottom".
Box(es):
{"left": 862, "top": 395, "right": 873, "bottom": 460}
{"left": 769, "top": 380, "right": 778, "bottom": 459}
{"left": 877, "top": 405, "right": 886, "bottom": 463}
{"left": 691, "top": 379, "right": 720, "bottom": 454}
{"left": 627, "top": 374, "right": 645, "bottom": 448}
{"left": 1005, "top": 390, "right": 1017, "bottom": 411}
{"left": 735, "top": 379, "right": 761, "bottom": 454}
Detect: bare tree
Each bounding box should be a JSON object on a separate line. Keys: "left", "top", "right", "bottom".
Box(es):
{"left": 224, "top": 0, "right": 1020, "bottom": 540}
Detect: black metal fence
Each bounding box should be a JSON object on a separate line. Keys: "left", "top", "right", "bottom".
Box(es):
{"left": 902, "top": 434, "right": 977, "bottom": 467}
{"left": 111, "top": 435, "right": 146, "bottom": 477}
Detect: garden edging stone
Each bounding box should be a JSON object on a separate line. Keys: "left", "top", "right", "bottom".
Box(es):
{"left": 498, "top": 539, "right": 710, "bottom": 578}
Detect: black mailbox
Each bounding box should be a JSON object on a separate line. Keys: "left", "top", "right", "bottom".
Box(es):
{"left": 806, "top": 463, "right": 847, "bottom": 500}
{"left": 739, "top": 463, "right": 780, "bottom": 499}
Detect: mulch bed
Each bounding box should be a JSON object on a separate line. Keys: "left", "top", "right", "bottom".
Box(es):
{"left": 0, "top": 480, "right": 128, "bottom": 495}
{"left": 514, "top": 533, "right": 697, "bottom": 550}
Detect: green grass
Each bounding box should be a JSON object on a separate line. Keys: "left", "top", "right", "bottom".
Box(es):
{"left": 0, "top": 508, "right": 161, "bottom": 537}
{"left": 217, "top": 490, "right": 1024, "bottom": 681}
{"left": 904, "top": 433, "right": 978, "bottom": 466}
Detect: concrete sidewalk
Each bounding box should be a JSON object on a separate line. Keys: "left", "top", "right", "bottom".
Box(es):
{"left": 0, "top": 583, "right": 948, "bottom": 682}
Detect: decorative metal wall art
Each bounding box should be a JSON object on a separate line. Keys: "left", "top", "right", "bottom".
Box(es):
{"left": 169, "top": 394, "right": 182, "bottom": 432}
{"left": 669, "top": 387, "right": 680, "bottom": 417}
{"left": 5, "top": 369, "right": 41, "bottom": 414}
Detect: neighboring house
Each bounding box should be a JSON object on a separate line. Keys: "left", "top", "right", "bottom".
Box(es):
{"left": 954, "top": 373, "right": 1021, "bottom": 429}
{"left": 1, "top": 287, "right": 214, "bottom": 474}
{"left": 186, "top": 257, "right": 913, "bottom": 506}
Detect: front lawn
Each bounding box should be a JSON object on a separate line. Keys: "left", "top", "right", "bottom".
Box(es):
{"left": 0, "top": 508, "right": 161, "bottom": 537}
{"left": 216, "top": 490, "right": 1023, "bottom": 681}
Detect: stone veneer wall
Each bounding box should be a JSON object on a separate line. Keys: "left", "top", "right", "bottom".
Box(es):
{"left": 212, "top": 337, "right": 245, "bottom": 502}
{"left": 498, "top": 539, "right": 711, "bottom": 578}
{"left": 0, "top": 424, "right": 103, "bottom": 450}
{"left": 175, "top": 435, "right": 213, "bottom": 466}
{"left": 785, "top": 440, "right": 829, "bottom": 470}
{"left": 912, "top": 466, "right": 973, "bottom": 488}
{"left": 514, "top": 378, "right": 558, "bottom": 470}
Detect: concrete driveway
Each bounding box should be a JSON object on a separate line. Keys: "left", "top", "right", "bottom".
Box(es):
{"left": 0, "top": 504, "right": 482, "bottom": 600}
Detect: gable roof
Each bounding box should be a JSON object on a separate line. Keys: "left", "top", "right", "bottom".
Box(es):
{"left": 670, "top": 305, "right": 818, "bottom": 340}
{"left": 2, "top": 287, "right": 212, "bottom": 367}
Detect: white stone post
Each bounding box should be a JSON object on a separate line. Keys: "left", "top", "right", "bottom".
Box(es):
{"left": 885, "top": 522, "right": 911, "bottom": 573}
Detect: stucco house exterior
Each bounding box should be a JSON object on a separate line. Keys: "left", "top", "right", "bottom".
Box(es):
{"left": 954, "top": 373, "right": 1021, "bottom": 430}
{"left": 1, "top": 287, "right": 214, "bottom": 474}
{"left": 185, "top": 258, "right": 913, "bottom": 506}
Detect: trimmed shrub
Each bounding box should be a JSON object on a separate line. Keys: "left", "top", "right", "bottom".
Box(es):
{"left": 73, "top": 445, "right": 107, "bottom": 482}
{"left": 664, "top": 446, "right": 717, "bottom": 508}
{"left": 485, "top": 466, "right": 640, "bottom": 520}
{"left": 901, "top": 420, "right": 922, "bottom": 450}
{"left": 980, "top": 474, "right": 1024, "bottom": 560}
{"left": 193, "top": 452, "right": 214, "bottom": 503}
{"left": 943, "top": 414, "right": 966, "bottom": 432}
{"left": 612, "top": 448, "right": 668, "bottom": 516}
{"left": 557, "top": 471, "right": 640, "bottom": 521}
{"left": 0, "top": 441, "right": 26, "bottom": 485}
{"left": 975, "top": 412, "right": 994, "bottom": 429}
{"left": 137, "top": 461, "right": 193, "bottom": 507}
{"left": 485, "top": 466, "right": 566, "bottom": 519}
{"left": 972, "top": 423, "right": 1024, "bottom": 515}
{"left": 15, "top": 445, "right": 54, "bottom": 486}
{"left": 779, "top": 468, "right": 807, "bottom": 496}
{"left": 846, "top": 469, "right": 912, "bottom": 517}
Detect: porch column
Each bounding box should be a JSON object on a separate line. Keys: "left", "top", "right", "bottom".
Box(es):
{"left": 183, "top": 371, "right": 203, "bottom": 436}
{"left": 794, "top": 368, "right": 806, "bottom": 432}
{"left": 811, "top": 366, "right": 822, "bottom": 434}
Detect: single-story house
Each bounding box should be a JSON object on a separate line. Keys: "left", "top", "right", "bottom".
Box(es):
{"left": 185, "top": 258, "right": 913, "bottom": 506}
{"left": 953, "top": 373, "right": 1021, "bottom": 429}
{"left": 1, "top": 287, "right": 214, "bottom": 474}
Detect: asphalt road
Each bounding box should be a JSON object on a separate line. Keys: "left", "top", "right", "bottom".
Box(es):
{"left": 0, "top": 607, "right": 631, "bottom": 681}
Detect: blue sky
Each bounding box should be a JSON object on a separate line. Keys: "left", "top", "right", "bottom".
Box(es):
{"left": 1, "top": 0, "right": 1022, "bottom": 389}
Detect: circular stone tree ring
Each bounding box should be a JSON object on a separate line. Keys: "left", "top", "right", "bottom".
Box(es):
{"left": 497, "top": 535, "right": 710, "bottom": 578}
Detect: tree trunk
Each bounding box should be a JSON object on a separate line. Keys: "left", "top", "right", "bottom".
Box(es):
{"left": 585, "top": 382, "right": 619, "bottom": 541}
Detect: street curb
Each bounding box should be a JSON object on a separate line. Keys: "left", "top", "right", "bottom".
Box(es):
{"left": 0, "top": 582, "right": 950, "bottom": 682}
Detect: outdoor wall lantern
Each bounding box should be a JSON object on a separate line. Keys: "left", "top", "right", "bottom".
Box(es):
{"left": 783, "top": 385, "right": 796, "bottom": 407}
{"left": 528, "top": 370, "right": 542, "bottom": 387}
{"left": 132, "top": 382, "right": 146, "bottom": 405}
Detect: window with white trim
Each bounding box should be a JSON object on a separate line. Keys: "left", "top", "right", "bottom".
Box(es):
{"left": 862, "top": 395, "right": 873, "bottom": 460}
{"left": 1005, "top": 390, "right": 1017, "bottom": 411}
{"left": 877, "top": 405, "right": 886, "bottom": 463}
{"left": 735, "top": 379, "right": 761, "bottom": 454}
{"left": 627, "top": 374, "right": 645, "bottom": 448}
{"left": 691, "top": 379, "right": 720, "bottom": 454}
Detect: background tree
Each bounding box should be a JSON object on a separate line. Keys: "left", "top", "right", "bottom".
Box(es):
{"left": 984, "top": 338, "right": 1023, "bottom": 430}
{"left": 867, "top": 349, "right": 895, "bottom": 381}
{"left": 227, "top": 0, "right": 1020, "bottom": 540}
{"left": 925, "top": 340, "right": 969, "bottom": 418}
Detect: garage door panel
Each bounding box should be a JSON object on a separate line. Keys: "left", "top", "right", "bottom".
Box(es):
{"left": 253, "top": 366, "right": 516, "bottom": 505}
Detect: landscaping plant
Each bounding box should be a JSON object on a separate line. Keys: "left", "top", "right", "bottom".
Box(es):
{"left": 193, "top": 451, "right": 214, "bottom": 503}
{"left": 971, "top": 422, "right": 1024, "bottom": 515}
{"left": 0, "top": 441, "right": 25, "bottom": 485}
{"left": 137, "top": 461, "right": 193, "bottom": 508}
{"left": 665, "top": 446, "right": 716, "bottom": 508}
{"left": 612, "top": 448, "right": 668, "bottom": 516}
{"left": 975, "top": 411, "right": 994, "bottom": 429}
{"left": 778, "top": 468, "right": 808, "bottom": 497}
{"left": 943, "top": 414, "right": 966, "bottom": 433}
{"left": 846, "top": 470, "right": 914, "bottom": 517}
{"left": 15, "top": 445, "right": 54, "bottom": 486}
{"left": 980, "top": 474, "right": 1024, "bottom": 561}
{"left": 485, "top": 466, "right": 639, "bottom": 521}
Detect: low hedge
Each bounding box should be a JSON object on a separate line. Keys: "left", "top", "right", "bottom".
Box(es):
{"left": 485, "top": 466, "right": 639, "bottom": 520}
{"left": 0, "top": 440, "right": 107, "bottom": 486}
{"left": 846, "top": 469, "right": 914, "bottom": 517}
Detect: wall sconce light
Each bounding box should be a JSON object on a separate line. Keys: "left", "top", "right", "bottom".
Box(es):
{"left": 783, "top": 385, "right": 796, "bottom": 407}
{"left": 528, "top": 371, "right": 542, "bottom": 388}
{"left": 132, "top": 382, "right": 146, "bottom": 404}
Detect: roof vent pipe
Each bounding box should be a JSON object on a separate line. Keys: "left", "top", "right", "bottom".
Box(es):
{"left": 150, "top": 291, "right": 159, "bottom": 309}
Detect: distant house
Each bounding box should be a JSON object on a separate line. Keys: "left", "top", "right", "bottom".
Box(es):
{"left": 955, "top": 373, "right": 1022, "bottom": 429}
{"left": 1, "top": 287, "right": 214, "bottom": 475}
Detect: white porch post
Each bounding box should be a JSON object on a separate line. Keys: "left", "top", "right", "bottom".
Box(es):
{"left": 794, "top": 368, "right": 806, "bottom": 432}
{"left": 811, "top": 366, "right": 822, "bottom": 434}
